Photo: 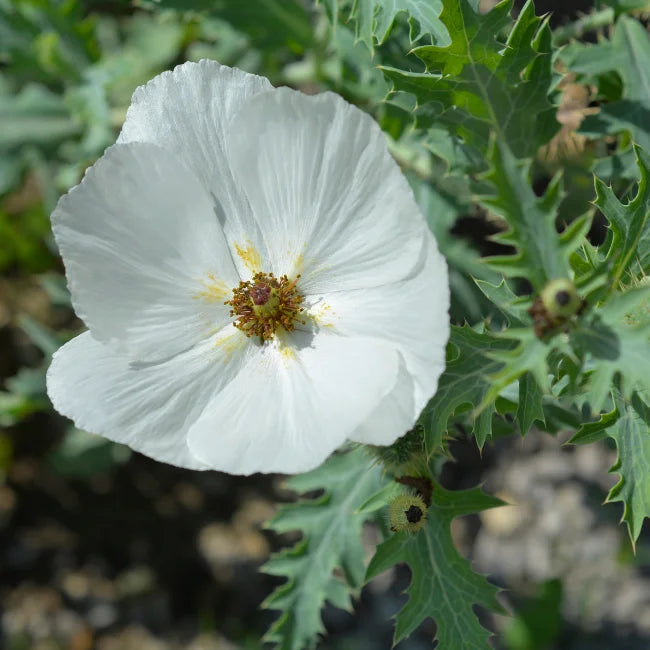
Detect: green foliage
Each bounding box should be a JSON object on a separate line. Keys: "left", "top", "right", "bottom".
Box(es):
{"left": 410, "top": 173, "right": 499, "bottom": 322}
{"left": 568, "top": 404, "right": 619, "bottom": 445}
{"left": 572, "top": 288, "right": 650, "bottom": 411}
{"left": 0, "top": 0, "right": 99, "bottom": 84}
{"left": 367, "top": 424, "right": 427, "bottom": 474}
{"left": 263, "top": 447, "right": 386, "bottom": 650}
{"left": 322, "top": 20, "right": 390, "bottom": 103}
{"left": 420, "top": 325, "right": 516, "bottom": 452}
{"left": 143, "top": 0, "right": 315, "bottom": 55}
{"left": 471, "top": 280, "right": 550, "bottom": 433}
{"left": 0, "top": 79, "right": 80, "bottom": 151}
{"left": 479, "top": 328, "right": 550, "bottom": 430}
{"left": 605, "top": 392, "right": 650, "bottom": 545}
{"left": 563, "top": 15, "right": 650, "bottom": 179}
{"left": 594, "top": 146, "right": 650, "bottom": 285}
{"left": 571, "top": 389, "right": 650, "bottom": 544}
{"left": 516, "top": 371, "right": 545, "bottom": 437}
{"left": 586, "top": 16, "right": 650, "bottom": 152}
{"left": 49, "top": 427, "right": 132, "bottom": 478}
{"left": 330, "top": 0, "right": 449, "bottom": 50}
{"left": 0, "top": 202, "right": 54, "bottom": 272}
{"left": 478, "top": 141, "right": 586, "bottom": 288}
{"left": 366, "top": 483, "right": 505, "bottom": 647}
{"left": 0, "top": 314, "right": 64, "bottom": 427}
{"left": 382, "top": 0, "right": 558, "bottom": 171}
{"left": 0, "top": 75, "right": 81, "bottom": 203}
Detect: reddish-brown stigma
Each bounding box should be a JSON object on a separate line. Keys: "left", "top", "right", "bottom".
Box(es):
{"left": 250, "top": 282, "right": 272, "bottom": 306}
{"left": 226, "top": 272, "right": 305, "bottom": 341}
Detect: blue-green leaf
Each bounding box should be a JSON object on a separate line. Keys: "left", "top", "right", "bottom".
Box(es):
{"left": 263, "top": 447, "right": 386, "bottom": 650}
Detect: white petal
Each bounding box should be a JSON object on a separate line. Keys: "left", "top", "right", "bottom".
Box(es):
{"left": 350, "top": 356, "right": 416, "bottom": 445}
{"left": 52, "top": 142, "right": 239, "bottom": 362}
{"left": 46, "top": 327, "right": 255, "bottom": 470}
{"left": 304, "top": 233, "right": 450, "bottom": 416}
{"left": 117, "top": 60, "right": 273, "bottom": 279}
{"left": 225, "top": 86, "right": 427, "bottom": 292}
{"left": 187, "top": 331, "right": 401, "bottom": 475}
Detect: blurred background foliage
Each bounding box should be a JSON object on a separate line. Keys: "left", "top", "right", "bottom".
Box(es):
{"left": 1, "top": 1, "right": 650, "bottom": 649}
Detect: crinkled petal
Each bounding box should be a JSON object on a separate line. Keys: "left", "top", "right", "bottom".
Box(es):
{"left": 187, "top": 331, "right": 401, "bottom": 475}
{"left": 47, "top": 326, "right": 256, "bottom": 470}
{"left": 225, "top": 86, "right": 427, "bottom": 292}
{"left": 350, "top": 356, "right": 416, "bottom": 445}
{"left": 304, "top": 233, "right": 450, "bottom": 415}
{"left": 52, "top": 142, "right": 239, "bottom": 362}
{"left": 118, "top": 60, "right": 272, "bottom": 279}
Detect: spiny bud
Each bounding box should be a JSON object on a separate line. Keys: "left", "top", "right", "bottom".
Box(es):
{"left": 368, "top": 425, "right": 425, "bottom": 473}
{"left": 528, "top": 278, "right": 584, "bottom": 338}
{"left": 389, "top": 494, "right": 427, "bottom": 533}
{"left": 540, "top": 279, "right": 581, "bottom": 318}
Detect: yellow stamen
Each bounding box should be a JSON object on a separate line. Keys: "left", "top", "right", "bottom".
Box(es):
{"left": 225, "top": 272, "right": 305, "bottom": 342}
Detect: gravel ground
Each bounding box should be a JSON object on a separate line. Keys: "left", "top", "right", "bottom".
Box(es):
{"left": 474, "top": 431, "right": 650, "bottom": 649}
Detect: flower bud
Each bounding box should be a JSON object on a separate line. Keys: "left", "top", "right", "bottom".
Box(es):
{"left": 540, "top": 279, "right": 581, "bottom": 318}
{"left": 369, "top": 425, "right": 425, "bottom": 472}
{"left": 389, "top": 494, "right": 428, "bottom": 533}
{"left": 529, "top": 278, "right": 584, "bottom": 338}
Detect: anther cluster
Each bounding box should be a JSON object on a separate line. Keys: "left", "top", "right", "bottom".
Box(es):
{"left": 226, "top": 272, "right": 305, "bottom": 341}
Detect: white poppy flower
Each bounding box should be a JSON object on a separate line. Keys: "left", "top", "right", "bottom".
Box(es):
{"left": 46, "top": 60, "right": 450, "bottom": 475}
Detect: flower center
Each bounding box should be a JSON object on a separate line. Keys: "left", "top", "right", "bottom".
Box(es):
{"left": 226, "top": 272, "right": 305, "bottom": 341}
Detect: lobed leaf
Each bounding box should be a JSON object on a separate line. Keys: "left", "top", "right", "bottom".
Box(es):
{"left": 420, "top": 325, "right": 517, "bottom": 453}
{"left": 594, "top": 145, "right": 650, "bottom": 286}
{"left": 478, "top": 327, "right": 552, "bottom": 432}
{"left": 381, "top": 0, "right": 558, "bottom": 168}
{"left": 478, "top": 141, "right": 576, "bottom": 289}
{"left": 568, "top": 404, "right": 619, "bottom": 445}
{"left": 263, "top": 447, "right": 386, "bottom": 650}
{"left": 329, "top": 0, "right": 449, "bottom": 50}
{"left": 575, "top": 392, "right": 650, "bottom": 545}
{"left": 571, "top": 288, "right": 650, "bottom": 411}
{"left": 564, "top": 15, "right": 650, "bottom": 179}
{"left": 366, "top": 483, "right": 505, "bottom": 647}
